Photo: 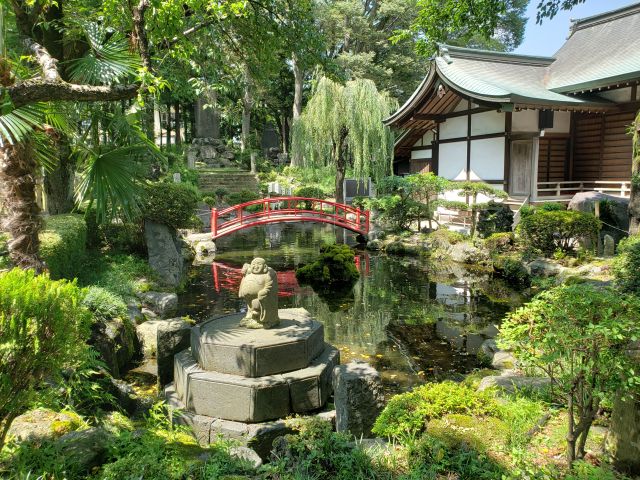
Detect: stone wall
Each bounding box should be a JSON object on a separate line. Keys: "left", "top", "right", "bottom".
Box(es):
{"left": 187, "top": 138, "right": 236, "bottom": 169}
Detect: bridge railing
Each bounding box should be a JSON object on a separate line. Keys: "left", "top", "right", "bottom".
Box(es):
{"left": 210, "top": 197, "right": 370, "bottom": 238}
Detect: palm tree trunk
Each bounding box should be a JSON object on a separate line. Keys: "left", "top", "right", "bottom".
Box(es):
{"left": 44, "top": 136, "right": 75, "bottom": 214}
{"left": 0, "top": 141, "right": 45, "bottom": 272}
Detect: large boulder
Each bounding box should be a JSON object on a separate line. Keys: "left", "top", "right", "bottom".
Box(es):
{"left": 55, "top": 427, "right": 111, "bottom": 473}
{"left": 332, "top": 362, "right": 385, "bottom": 438}
{"left": 568, "top": 191, "right": 629, "bottom": 242}
{"left": 449, "top": 242, "right": 490, "bottom": 265}
{"left": 526, "top": 258, "right": 564, "bottom": 277}
{"left": 157, "top": 317, "right": 192, "bottom": 387}
{"left": 138, "top": 291, "right": 178, "bottom": 318}
{"left": 144, "top": 220, "right": 185, "bottom": 288}
{"left": 8, "top": 408, "right": 84, "bottom": 443}
{"left": 89, "top": 316, "right": 138, "bottom": 378}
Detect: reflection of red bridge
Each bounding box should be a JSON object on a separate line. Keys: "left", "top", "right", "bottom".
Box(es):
{"left": 211, "top": 197, "right": 370, "bottom": 240}
{"left": 211, "top": 255, "right": 371, "bottom": 296}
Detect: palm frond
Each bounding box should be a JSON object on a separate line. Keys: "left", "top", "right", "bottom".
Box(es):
{"left": 0, "top": 99, "right": 46, "bottom": 147}
{"left": 75, "top": 145, "right": 147, "bottom": 223}
{"left": 68, "top": 22, "right": 140, "bottom": 85}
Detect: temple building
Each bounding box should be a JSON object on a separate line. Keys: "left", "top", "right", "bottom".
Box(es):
{"left": 385, "top": 2, "right": 640, "bottom": 204}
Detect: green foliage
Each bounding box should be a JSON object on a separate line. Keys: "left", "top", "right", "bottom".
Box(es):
{"left": 367, "top": 176, "right": 419, "bottom": 231}
{"left": 39, "top": 214, "right": 88, "bottom": 280}
{"left": 225, "top": 189, "right": 260, "bottom": 206}
{"left": 0, "top": 269, "right": 91, "bottom": 450}
{"left": 142, "top": 182, "right": 201, "bottom": 230}
{"left": 372, "top": 382, "right": 499, "bottom": 440}
{"left": 477, "top": 200, "right": 513, "bottom": 237}
{"left": 294, "top": 185, "right": 327, "bottom": 209}
{"left": 455, "top": 182, "right": 508, "bottom": 238}
{"left": 394, "top": 0, "right": 527, "bottom": 56}
{"left": 269, "top": 417, "right": 384, "bottom": 480}
{"left": 296, "top": 244, "right": 360, "bottom": 288}
{"left": 517, "top": 210, "right": 600, "bottom": 256}
{"left": 291, "top": 77, "right": 397, "bottom": 200}
{"left": 0, "top": 233, "right": 9, "bottom": 269}
{"left": 538, "top": 202, "right": 565, "bottom": 212}
{"left": 500, "top": 284, "right": 640, "bottom": 464}
{"left": 85, "top": 208, "right": 145, "bottom": 254}
{"left": 82, "top": 286, "right": 128, "bottom": 323}
{"left": 493, "top": 256, "right": 530, "bottom": 289}
{"left": 428, "top": 228, "right": 466, "bottom": 247}
{"left": 484, "top": 232, "right": 515, "bottom": 253}
{"left": 76, "top": 252, "right": 156, "bottom": 299}
{"left": 613, "top": 234, "right": 640, "bottom": 293}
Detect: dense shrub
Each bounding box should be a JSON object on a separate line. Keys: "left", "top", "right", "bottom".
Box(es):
{"left": 493, "top": 257, "right": 531, "bottom": 289}
{"left": 372, "top": 382, "right": 499, "bottom": 440}
{"left": 296, "top": 244, "right": 359, "bottom": 288}
{"left": 613, "top": 234, "right": 640, "bottom": 293}
{"left": 271, "top": 417, "right": 383, "bottom": 480}
{"left": 500, "top": 284, "right": 640, "bottom": 464}
{"left": 294, "top": 185, "right": 327, "bottom": 209}
{"left": 82, "top": 286, "right": 128, "bottom": 322}
{"left": 40, "top": 214, "right": 88, "bottom": 279}
{"left": 477, "top": 201, "right": 514, "bottom": 237}
{"left": 142, "top": 182, "right": 201, "bottom": 229}
{"left": 517, "top": 210, "right": 600, "bottom": 256}
{"left": 484, "top": 232, "right": 515, "bottom": 253}
{"left": 428, "top": 228, "right": 466, "bottom": 248}
{"left": 0, "top": 269, "right": 91, "bottom": 450}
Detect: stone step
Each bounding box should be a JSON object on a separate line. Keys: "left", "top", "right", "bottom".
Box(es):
{"left": 198, "top": 172, "right": 260, "bottom": 195}
{"left": 172, "top": 344, "right": 339, "bottom": 423}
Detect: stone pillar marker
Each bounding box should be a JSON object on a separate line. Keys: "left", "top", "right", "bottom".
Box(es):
{"left": 332, "top": 361, "right": 385, "bottom": 438}
{"left": 603, "top": 234, "right": 615, "bottom": 257}
{"left": 194, "top": 90, "right": 219, "bottom": 139}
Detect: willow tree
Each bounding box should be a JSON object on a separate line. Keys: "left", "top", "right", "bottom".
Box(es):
{"left": 291, "top": 76, "right": 397, "bottom": 203}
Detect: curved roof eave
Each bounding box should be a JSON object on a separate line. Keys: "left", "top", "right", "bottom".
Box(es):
{"left": 384, "top": 67, "right": 437, "bottom": 126}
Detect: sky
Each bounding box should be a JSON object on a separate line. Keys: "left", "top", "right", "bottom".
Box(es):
{"left": 514, "top": 0, "right": 636, "bottom": 56}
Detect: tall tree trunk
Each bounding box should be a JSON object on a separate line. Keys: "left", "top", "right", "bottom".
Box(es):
{"left": 335, "top": 129, "right": 348, "bottom": 203}
{"left": 629, "top": 109, "right": 640, "bottom": 234}
{"left": 0, "top": 142, "right": 45, "bottom": 272}
{"left": 241, "top": 64, "right": 253, "bottom": 154}
{"left": 166, "top": 105, "right": 172, "bottom": 148}
{"left": 44, "top": 138, "right": 75, "bottom": 214}
{"left": 290, "top": 53, "right": 303, "bottom": 167}
{"left": 174, "top": 102, "right": 181, "bottom": 145}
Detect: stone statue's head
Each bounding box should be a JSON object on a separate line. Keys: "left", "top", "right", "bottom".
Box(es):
{"left": 250, "top": 257, "right": 268, "bottom": 274}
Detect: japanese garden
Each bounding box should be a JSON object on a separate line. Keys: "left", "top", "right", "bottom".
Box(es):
{"left": 2, "top": 0, "right": 640, "bottom": 479}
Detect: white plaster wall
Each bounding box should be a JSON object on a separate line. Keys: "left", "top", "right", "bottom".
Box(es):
{"left": 439, "top": 116, "right": 468, "bottom": 140}
{"left": 452, "top": 99, "right": 467, "bottom": 112}
{"left": 411, "top": 149, "right": 432, "bottom": 160}
{"left": 512, "top": 110, "right": 538, "bottom": 132}
{"left": 438, "top": 142, "right": 467, "bottom": 180}
{"left": 422, "top": 130, "right": 435, "bottom": 144}
{"left": 545, "top": 110, "right": 571, "bottom": 134}
{"left": 469, "top": 137, "right": 505, "bottom": 181}
{"left": 471, "top": 110, "right": 505, "bottom": 135}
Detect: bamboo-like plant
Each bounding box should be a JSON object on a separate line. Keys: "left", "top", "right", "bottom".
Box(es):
{"left": 291, "top": 76, "right": 397, "bottom": 203}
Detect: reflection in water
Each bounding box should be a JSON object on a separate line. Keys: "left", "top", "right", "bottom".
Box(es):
{"left": 178, "top": 223, "right": 526, "bottom": 393}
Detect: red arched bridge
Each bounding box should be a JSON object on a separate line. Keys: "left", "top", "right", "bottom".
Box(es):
{"left": 210, "top": 197, "right": 370, "bottom": 240}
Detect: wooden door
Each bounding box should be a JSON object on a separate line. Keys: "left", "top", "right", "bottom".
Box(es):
{"left": 509, "top": 140, "right": 533, "bottom": 197}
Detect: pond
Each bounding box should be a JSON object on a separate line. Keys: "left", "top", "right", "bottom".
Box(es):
{"left": 177, "top": 223, "right": 527, "bottom": 394}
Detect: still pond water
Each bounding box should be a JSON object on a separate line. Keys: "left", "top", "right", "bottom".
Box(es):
{"left": 177, "top": 223, "right": 527, "bottom": 394}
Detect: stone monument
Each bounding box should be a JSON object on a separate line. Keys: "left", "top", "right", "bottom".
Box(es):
{"left": 164, "top": 257, "right": 339, "bottom": 454}
{"left": 238, "top": 258, "right": 280, "bottom": 329}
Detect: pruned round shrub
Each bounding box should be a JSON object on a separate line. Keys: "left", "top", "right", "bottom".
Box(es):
{"left": 39, "top": 214, "right": 88, "bottom": 280}
{"left": 142, "top": 182, "right": 201, "bottom": 229}
{"left": 296, "top": 244, "right": 359, "bottom": 288}
{"left": 484, "top": 232, "right": 515, "bottom": 253}
{"left": 82, "top": 286, "right": 128, "bottom": 322}
{"left": 294, "top": 185, "right": 327, "bottom": 209}
{"left": 372, "top": 381, "right": 499, "bottom": 440}
{"left": 477, "top": 200, "right": 513, "bottom": 237}
{"left": 0, "top": 268, "right": 91, "bottom": 450}
{"left": 493, "top": 256, "right": 531, "bottom": 289}
{"left": 517, "top": 209, "right": 600, "bottom": 256}
{"left": 613, "top": 234, "right": 640, "bottom": 293}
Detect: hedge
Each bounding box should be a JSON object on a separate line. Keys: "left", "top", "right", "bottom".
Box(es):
{"left": 40, "top": 214, "right": 88, "bottom": 280}
{"left": 141, "top": 182, "right": 201, "bottom": 230}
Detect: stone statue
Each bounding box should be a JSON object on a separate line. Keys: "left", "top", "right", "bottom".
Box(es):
{"left": 238, "top": 258, "right": 280, "bottom": 329}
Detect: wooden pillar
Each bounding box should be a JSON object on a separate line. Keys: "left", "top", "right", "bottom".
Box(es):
{"left": 466, "top": 98, "right": 471, "bottom": 181}
{"left": 504, "top": 112, "right": 512, "bottom": 193}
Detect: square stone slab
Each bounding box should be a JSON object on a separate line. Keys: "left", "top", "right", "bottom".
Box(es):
{"left": 173, "top": 344, "right": 339, "bottom": 423}
{"left": 191, "top": 308, "right": 324, "bottom": 377}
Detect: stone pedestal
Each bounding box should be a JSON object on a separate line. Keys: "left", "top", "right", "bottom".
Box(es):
{"left": 165, "top": 308, "right": 339, "bottom": 425}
